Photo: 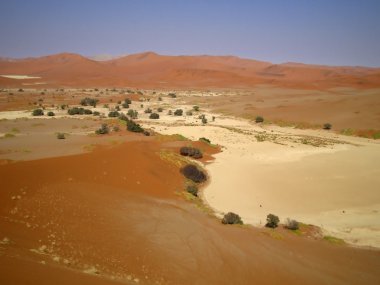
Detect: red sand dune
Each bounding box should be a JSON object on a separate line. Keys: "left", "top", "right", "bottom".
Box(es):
{"left": 1, "top": 52, "right": 379, "bottom": 89}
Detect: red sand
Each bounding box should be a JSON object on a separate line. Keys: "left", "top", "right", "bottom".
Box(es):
{"left": 1, "top": 136, "right": 380, "bottom": 284}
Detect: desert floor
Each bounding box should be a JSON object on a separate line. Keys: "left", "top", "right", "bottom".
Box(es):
{"left": 1, "top": 88, "right": 380, "bottom": 284}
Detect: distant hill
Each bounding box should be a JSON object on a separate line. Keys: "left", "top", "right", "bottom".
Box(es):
{"left": 0, "top": 52, "right": 379, "bottom": 89}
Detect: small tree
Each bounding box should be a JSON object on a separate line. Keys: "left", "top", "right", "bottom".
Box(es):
{"left": 255, "top": 116, "right": 264, "bottom": 123}
{"left": 323, "top": 123, "right": 332, "bottom": 130}
{"left": 265, "top": 214, "right": 280, "bottom": 228}
{"left": 222, "top": 212, "right": 243, "bottom": 225}
{"left": 32, "top": 109, "right": 44, "bottom": 116}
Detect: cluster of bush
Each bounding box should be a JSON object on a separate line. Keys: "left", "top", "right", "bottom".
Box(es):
{"left": 179, "top": 146, "right": 203, "bottom": 159}
{"left": 80, "top": 97, "right": 98, "bottom": 107}
{"left": 67, "top": 107, "right": 92, "bottom": 115}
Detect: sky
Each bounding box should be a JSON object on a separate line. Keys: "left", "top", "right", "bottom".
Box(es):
{"left": 0, "top": 0, "right": 379, "bottom": 67}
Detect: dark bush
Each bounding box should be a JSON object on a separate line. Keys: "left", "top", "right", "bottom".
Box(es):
{"left": 202, "top": 117, "right": 207, "bottom": 124}
{"left": 144, "top": 108, "right": 152, "bottom": 114}
{"left": 181, "top": 164, "right": 207, "bottom": 183}
{"left": 265, "top": 214, "right": 280, "bottom": 228}
{"left": 95, "top": 123, "right": 109, "bottom": 135}
{"left": 56, "top": 133, "right": 65, "bottom": 139}
{"left": 143, "top": 130, "right": 150, "bottom": 136}
{"left": 127, "top": 120, "right": 144, "bottom": 133}
{"left": 186, "top": 185, "right": 198, "bottom": 197}
{"left": 168, "top": 110, "right": 173, "bottom": 115}
{"left": 168, "top": 93, "right": 176, "bottom": 98}
{"left": 93, "top": 111, "right": 100, "bottom": 116}
{"left": 186, "top": 110, "right": 193, "bottom": 116}
{"left": 124, "top": 98, "right": 132, "bottom": 104}
{"left": 157, "top": 107, "right": 163, "bottom": 112}
{"left": 284, "top": 218, "right": 299, "bottom": 230}
{"left": 149, "top": 113, "right": 159, "bottom": 119}
{"left": 80, "top": 97, "right": 98, "bottom": 107}
{"left": 122, "top": 102, "right": 129, "bottom": 108}
{"left": 32, "top": 109, "right": 44, "bottom": 116}
{"left": 108, "top": 111, "right": 120, "bottom": 117}
{"left": 222, "top": 212, "right": 243, "bottom": 225}
{"left": 67, "top": 107, "right": 92, "bottom": 115}
{"left": 180, "top": 147, "right": 203, "bottom": 159}
{"left": 47, "top": 111, "right": 55, "bottom": 116}
{"left": 174, "top": 109, "right": 183, "bottom": 116}
{"left": 193, "top": 106, "right": 200, "bottom": 111}
{"left": 255, "top": 116, "right": 264, "bottom": 123}
{"left": 323, "top": 123, "right": 332, "bottom": 130}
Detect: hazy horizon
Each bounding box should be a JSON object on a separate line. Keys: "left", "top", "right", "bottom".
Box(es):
{"left": 1, "top": 0, "right": 380, "bottom": 67}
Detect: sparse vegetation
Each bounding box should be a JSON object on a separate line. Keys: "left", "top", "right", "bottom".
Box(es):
{"left": 32, "top": 109, "right": 44, "bottom": 116}
{"left": 181, "top": 164, "right": 207, "bottom": 183}
{"left": 179, "top": 147, "right": 203, "bottom": 159}
{"left": 186, "top": 185, "right": 198, "bottom": 197}
{"left": 222, "top": 212, "right": 243, "bottom": 225}
{"left": 199, "top": 137, "right": 211, "bottom": 144}
{"left": 284, "top": 218, "right": 299, "bottom": 230}
{"left": 266, "top": 214, "right": 280, "bottom": 228}
{"left": 95, "top": 123, "right": 109, "bottom": 135}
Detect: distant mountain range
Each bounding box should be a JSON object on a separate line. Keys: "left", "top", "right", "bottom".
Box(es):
{"left": 1, "top": 52, "right": 379, "bottom": 89}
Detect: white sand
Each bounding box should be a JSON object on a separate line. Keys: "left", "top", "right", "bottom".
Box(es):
{"left": 143, "top": 111, "right": 380, "bottom": 248}
{"left": 1, "top": 75, "right": 41, "bottom": 79}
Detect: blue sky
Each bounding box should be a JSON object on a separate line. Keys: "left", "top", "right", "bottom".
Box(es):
{"left": 0, "top": 0, "right": 379, "bottom": 66}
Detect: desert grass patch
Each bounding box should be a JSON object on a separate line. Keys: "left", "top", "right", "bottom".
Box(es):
{"left": 155, "top": 133, "right": 190, "bottom": 142}
{"left": 1, "top": 133, "right": 16, "bottom": 139}
{"left": 323, "top": 235, "right": 345, "bottom": 245}
{"left": 157, "top": 150, "right": 191, "bottom": 168}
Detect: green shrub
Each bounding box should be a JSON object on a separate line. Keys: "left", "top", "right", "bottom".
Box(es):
{"left": 265, "top": 214, "right": 280, "bottom": 228}
{"left": 222, "top": 212, "right": 243, "bottom": 225}
{"left": 127, "top": 120, "right": 144, "bottom": 133}
{"left": 186, "top": 185, "right": 198, "bottom": 197}
{"left": 122, "top": 102, "right": 129, "bottom": 108}
{"left": 149, "top": 113, "right": 160, "bottom": 119}
{"left": 193, "top": 106, "right": 199, "bottom": 111}
{"left": 93, "top": 111, "right": 100, "bottom": 116}
{"left": 255, "top": 116, "right": 264, "bottom": 123}
{"left": 32, "top": 109, "right": 44, "bottom": 116}
{"left": 47, "top": 111, "right": 55, "bottom": 116}
{"left": 181, "top": 164, "right": 207, "bottom": 183}
{"left": 127, "top": 109, "right": 138, "bottom": 119}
